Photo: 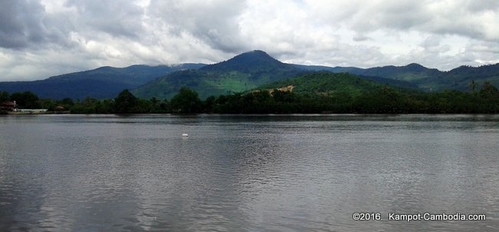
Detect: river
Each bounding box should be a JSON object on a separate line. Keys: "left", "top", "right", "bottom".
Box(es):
{"left": 0, "top": 114, "right": 498, "bottom": 231}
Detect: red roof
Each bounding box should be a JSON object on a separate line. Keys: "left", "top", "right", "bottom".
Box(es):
{"left": 1, "top": 101, "right": 17, "bottom": 110}
{"left": 2, "top": 102, "right": 16, "bottom": 106}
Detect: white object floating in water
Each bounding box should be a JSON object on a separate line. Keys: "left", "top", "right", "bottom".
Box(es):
{"left": 182, "top": 133, "right": 189, "bottom": 137}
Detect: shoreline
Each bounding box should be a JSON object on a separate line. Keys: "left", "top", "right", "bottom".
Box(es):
{"left": 4, "top": 111, "right": 71, "bottom": 115}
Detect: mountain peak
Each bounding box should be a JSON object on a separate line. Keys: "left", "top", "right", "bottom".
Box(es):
{"left": 228, "top": 50, "right": 281, "bottom": 64}
{"left": 404, "top": 63, "right": 430, "bottom": 72}
{"left": 201, "top": 50, "right": 292, "bottom": 72}
{"left": 406, "top": 63, "right": 424, "bottom": 68}
{"left": 231, "top": 50, "right": 273, "bottom": 59}
{"left": 247, "top": 50, "right": 273, "bottom": 56}
{"left": 245, "top": 49, "right": 268, "bottom": 54}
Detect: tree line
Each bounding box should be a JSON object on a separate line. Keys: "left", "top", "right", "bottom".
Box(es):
{"left": 1, "top": 81, "right": 499, "bottom": 114}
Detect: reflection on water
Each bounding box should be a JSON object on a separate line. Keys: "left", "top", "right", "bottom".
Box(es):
{"left": 0, "top": 114, "right": 499, "bottom": 231}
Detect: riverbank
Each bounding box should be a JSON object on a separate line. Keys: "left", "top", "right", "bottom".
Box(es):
{"left": 4, "top": 110, "right": 70, "bottom": 115}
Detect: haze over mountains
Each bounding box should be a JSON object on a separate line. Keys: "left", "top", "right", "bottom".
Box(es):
{"left": 1, "top": 50, "right": 498, "bottom": 100}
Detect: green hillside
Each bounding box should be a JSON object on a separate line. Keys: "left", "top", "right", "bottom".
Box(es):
{"left": 133, "top": 50, "right": 303, "bottom": 100}
{"left": 415, "top": 64, "right": 499, "bottom": 92}
{"left": 323, "top": 63, "right": 499, "bottom": 92}
{"left": 0, "top": 64, "right": 205, "bottom": 100}
{"left": 354, "top": 63, "right": 441, "bottom": 81}
{"left": 6, "top": 70, "right": 498, "bottom": 114}
{"left": 3, "top": 49, "right": 499, "bottom": 101}
{"left": 257, "top": 72, "right": 399, "bottom": 97}
{"left": 133, "top": 69, "right": 260, "bottom": 100}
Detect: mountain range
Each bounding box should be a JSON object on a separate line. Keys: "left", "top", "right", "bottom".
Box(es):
{"left": 133, "top": 50, "right": 305, "bottom": 99}
{"left": 1, "top": 50, "right": 498, "bottom": 100}
{"left": 0, "top": 63, "right": 204, "bottom": 100}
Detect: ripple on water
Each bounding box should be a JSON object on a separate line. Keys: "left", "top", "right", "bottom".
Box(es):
{"left": 1, "top": 115, "right": 499, "bottom": 231}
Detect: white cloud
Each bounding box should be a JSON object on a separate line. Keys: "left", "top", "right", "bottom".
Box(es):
{"left": 147, "top": 0, "right": 249, "bottom": 53}
{"left": 0, "top": 0, "right": 498, "bottom": 81}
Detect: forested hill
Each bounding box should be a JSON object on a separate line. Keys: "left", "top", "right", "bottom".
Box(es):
{"left": 415, "top": 64, "right": 499, "bottom": 92}
{"left": 258, "top": 72, "right": 397, "bottom": 96}
{"left": 297, "top": 63, "right": 499, "bottom": 92}
{"left": 2, "top": 70, "right": 499, "bottom": 114}
{"left": 133, "top": 50, "right": 304, "bottom": 100}
{"left": 1, "top": 49, "right": 499, "bottom": 100}
{"left": 0, "top": 64, "right": 205, "bottom": 100}
{"left": 201, "top": 50, "right": 295, "bottom": 73}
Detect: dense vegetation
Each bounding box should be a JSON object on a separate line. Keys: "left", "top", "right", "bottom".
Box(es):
{"left": 3, "top": 50, "right": 499, "bottom": 102}
{"left": 301, "top": 62, "right": 499, "bottom": 92}
{"left": 2, "top": 72, "right": 499, "bottom": 114}
{"left": 0, "top": 64, "right": 205, "bottom": 100}
{"left": 133, "top": 50, "right": 305, "bottom": 100}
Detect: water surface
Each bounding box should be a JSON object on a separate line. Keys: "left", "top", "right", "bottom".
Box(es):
{"left": 0, "top": 114, "right": 498, "bottom": 231}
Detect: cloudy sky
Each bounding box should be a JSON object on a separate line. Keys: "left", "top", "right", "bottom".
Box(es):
{"left": 1, "top": 0, "right": 498, "bottom": 81}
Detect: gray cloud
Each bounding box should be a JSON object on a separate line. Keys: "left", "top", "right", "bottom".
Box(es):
{"left": 64, "top": 0, "right": 146, "bottom": 39}
{"left": 0, "top": 0, "right": 65, "bottom": 49}
{"left": 148, "top": 0, "right": 249, "bottom": 53}
{"left": 349, "top": 0, "right": 498, "bottom": 41}
{"left": 0, "top": 0, "right": 499, "bottom": 81}
{"left": 353, "top": 34, "right": 371, "bottom": 42}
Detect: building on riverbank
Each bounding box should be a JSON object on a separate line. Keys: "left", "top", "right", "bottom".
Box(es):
{"left": 1, "top": 101, "right": 17, "bottom": 112}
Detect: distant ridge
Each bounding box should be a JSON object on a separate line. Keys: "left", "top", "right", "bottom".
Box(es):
{"left": 1, "top": 49, "right": 499, "bottom": 100}
{"left": 297, "top": 62, "right": 499, "bottom": 92}
{"left": 0, "top": 63, "right": 205, "bottom": 100}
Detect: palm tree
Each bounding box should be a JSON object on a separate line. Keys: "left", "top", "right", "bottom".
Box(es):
{"left": 470, "top": 80, "right": 477, "bottom": 93}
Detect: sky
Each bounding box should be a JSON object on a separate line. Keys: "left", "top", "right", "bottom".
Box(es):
{"left": 1, "top": 0, "right": 499, "bottom": 81}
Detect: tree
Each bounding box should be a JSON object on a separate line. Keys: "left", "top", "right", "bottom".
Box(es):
{"left": 0, "top": 91, "right": 9, "bottom": 103}
{"left": 9, "top": 91, "right": 40, "bottom": 109}
{"left": 203, "top": 96, "right": 216, "bottom": 113}
{"left": 159, "top": 99, "right": 170, "bottom": 112}
{"left": 170, "top": 87, "right": 202, "bottom": 113}
{"left": 114, "top": 89, "right": 138, "bottom": 113}
{"left": 150, "top": 97, "right": 159, "bottom": 109}
{"left": 60, "top": 98, "right": 75, "bottom": 107}
{"left": 479, "top": 81, "right": 499, "bottom": 99}
{"left": 470, "top": 80, "right": 477, "bottom": 93}
{"left": 39, "top": 99, "right": 57, "bottom": 111}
